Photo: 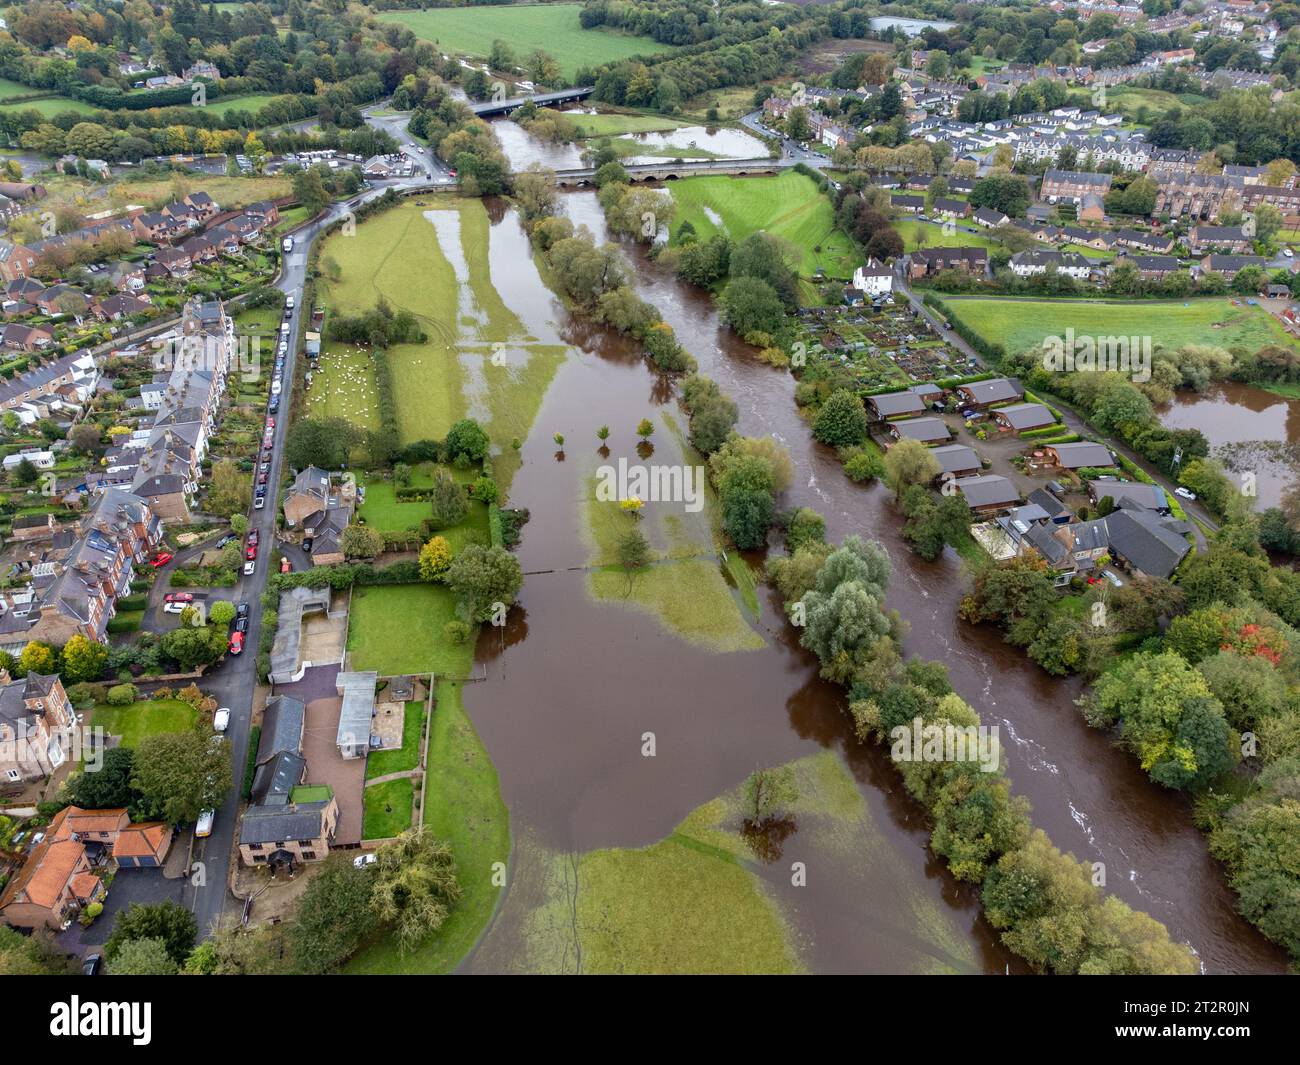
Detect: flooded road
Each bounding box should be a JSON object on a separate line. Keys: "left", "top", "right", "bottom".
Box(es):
{"left": 445, "top": 116, "right": 1289, "bottom": 970}
{"left": 1161, "top": 380, "right": 1300, "bottom": 509}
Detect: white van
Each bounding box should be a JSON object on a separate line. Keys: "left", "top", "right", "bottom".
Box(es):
{"left": 196, "top": 809, "right": 214, "bottom": 838}
{"left": 285, "top": 294, "right": 295, "bottom": 310}
{"left": 213, "top": 708, "right": 230, "bottom": 733}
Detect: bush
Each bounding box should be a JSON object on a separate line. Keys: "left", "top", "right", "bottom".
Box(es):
{"left": 106, "top": 683, "right": 138, "bottom": 706}
{"left": 444, "top": 620, "right": 470, "bottom": 645}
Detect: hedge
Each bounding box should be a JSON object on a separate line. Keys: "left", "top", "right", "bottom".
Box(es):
{"left": 241, "top": 725, "right": 261, "bottom": 800}
{"left": 488, "top": 502, "right": 504, "bottom": 548}
{"left": 106, "top": 615, "right": 141, "bottom": 634}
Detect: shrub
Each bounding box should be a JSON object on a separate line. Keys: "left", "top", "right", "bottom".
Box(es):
{"left": 106, "top": 683, "right": 138, "bottom": 706}
{"left": 444, "top": 620, "right": 470, "bottom": 645}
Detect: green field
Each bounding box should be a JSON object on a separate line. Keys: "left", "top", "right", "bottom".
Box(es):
{"left": 0, "top": 95, "right": 99, "bottom": 118}
{"left": 375, "top": 3, "right": 673, "bottom": 80}
{"left": 365, "top": 701, "right": 424, "bottom": 780}
{"left": 1105, "top": 85, "right": 1210, "bottom": 118}
{"left": 944, "top": 297, "right": 1300, "bottom": 358}
{"left": 666, "top": 171, "right": 858, "bottom": 279}
{"left": 570, "top": 112, "right": 691, "bottom": 137}
{"left": 349, "top": 679, "right": 509, "bottom": 974}
{"left": 313, "top": 196, "right": 568, "bottom": 487}
{"left": 896, "top": 218, "right": 998, "bottom": 254}
{"left": 91, "top": 699, "right": 198, "bottom": 747}
{"left": 362, "top": 778, "right": 414, "bottom": 839}
{"left": 203, "top": 93, "right": 281, "bottom": 117}
{"left": 347, "top": 583, "right": 474, "bottom": 677}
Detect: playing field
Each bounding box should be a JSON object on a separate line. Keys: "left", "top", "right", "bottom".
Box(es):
{"left": 312, "top": 196, "right": 568, "bottom": 484}
{"left": 375, "top": 3, "right": 673, "bottom": 79}
{"left": 666, "top": 171, "right": 859, "bottom": 279}
{"left": 943, "top": 297, "right": 1300, "bottom": 358}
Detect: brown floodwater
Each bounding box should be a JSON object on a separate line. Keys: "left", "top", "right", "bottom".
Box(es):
{"left": 448, "top": 134, "right": 1288, "bottom": 971}
{"left": 1161, "top": 380, "right": 1300, "bottom": 510}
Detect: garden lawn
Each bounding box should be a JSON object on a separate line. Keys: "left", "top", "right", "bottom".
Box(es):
{"left": 348, "top": 679, "right": 509, "bottom": 974}
{"left": 346, "top": 583, "right": 475, "bottom": 677}
{"left": 202, "top": 93, "right": 282, "bottom": 118}
{"left": 362, "top": 778, "right": 414, "bottom": 839}
{"left": 896, "top": 219, "right": 998, "bottom": 254}
{"left": 365, "top": 701, "right": 424, "bottom": 780}
{"left": 667, "top": 171, "right": 857, "bottom": 279}
{"left": 943, "top": 296, "right": 1300, "bottom": 358}
{"left": 91, "top": 699, "right": 198, "bottom": 747}
{"left": 375, "top": 4, "right": 673, "bottom": 80}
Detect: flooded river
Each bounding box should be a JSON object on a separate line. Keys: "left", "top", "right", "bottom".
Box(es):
{"left": 453, "top": 125, "right": 1290, "bottom": 973}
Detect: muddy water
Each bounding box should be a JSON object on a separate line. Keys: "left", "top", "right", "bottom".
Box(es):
{"left": 457, "top": 201, "right": 1016, "bottom": 973}
{"left": 488, "top": 116, "right": 768, "bottom": 170}
{"left": 1161, "top": 381, "right": 1300, "bottom": 509}
{"left": 541, "top": 189, "right": 1290, "bottom": 974}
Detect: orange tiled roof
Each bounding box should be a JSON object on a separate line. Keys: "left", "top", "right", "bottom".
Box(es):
{"left": 51, "top": 805, "right": 129, "bottom": 840}
{"left": 70, "top": 873, "right": 101, "bottom": 903}
{"left": 113, "top": 823, "right": 169, "bottom": 859}
{"left": 0, "top": 837, "right": 84, "bottom": 910}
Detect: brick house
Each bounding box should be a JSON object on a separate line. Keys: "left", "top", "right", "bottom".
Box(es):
{"left": 0, "top": 671, "right": 76, "bottom": 785}
{"left": 238, "top": 799, "right": 339, "bottom": 869}
{"left": 0, "top": 241, "right": 38, "bottom": 282}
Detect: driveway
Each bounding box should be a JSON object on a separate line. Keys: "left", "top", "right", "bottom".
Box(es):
{"left": 58, "top": 867, "right": 188, "bottom": 954}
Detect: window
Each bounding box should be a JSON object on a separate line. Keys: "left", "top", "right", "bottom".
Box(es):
{"left": 301, "top": 851, "right": 316, "bottom": 861}
{"left": 6, "top": 769, "right": 19, "bottom": 782}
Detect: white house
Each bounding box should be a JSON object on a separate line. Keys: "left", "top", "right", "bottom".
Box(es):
{"left": 852, "top": 260, "right": 894, "bottom": 296}
{"left": 1008, "top": 250, "right": 1093, "bottom": 280}
{"left": 3, "top": 449, "right": 54, "bottom": 471}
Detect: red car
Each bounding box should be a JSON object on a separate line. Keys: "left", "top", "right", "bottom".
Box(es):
{"left": 245, "top": 544, "right": 257, "bottom": 561}
{"left": 258, "top": 472, "right": 268, "bottom": 485}
{"left": 265, "top": 417, "right": 276, "bottom": 430}
{"left": 164, "top": 592, "right": 193, "bottom": 603}
{"left": 149, "top": 552, "right": 173, "bottom": 567}
{"left": 228, "top": 630, "right": 245, "bottom": 656}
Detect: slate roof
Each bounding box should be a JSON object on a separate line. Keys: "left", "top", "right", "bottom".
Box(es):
{"left": 954, "top": 474, "right": 1019, "bottom": 508}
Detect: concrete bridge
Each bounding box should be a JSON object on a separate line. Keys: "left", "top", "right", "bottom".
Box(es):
{"left": 470, "top": 86, "right": 594, "bottom": 118}
{"left": 553, "top": 156, "right": 790, "bottom": 187}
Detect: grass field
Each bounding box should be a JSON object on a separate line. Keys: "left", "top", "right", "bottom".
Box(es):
{"left": 1105, "top": 85, "right": 1210, "bottom": 118}
{"left": 0, "top": 95, "right": 100, "bottom": 118}
{"left": 121, "top": 174, "right": 291, "bottom": 209}
{"left": 366, "top": 701, "right": 424, "bottom": 780}
{"left": 348, "top": 679, "right": 509, "bottom": 974}
{"left": 313, "top": 196, "right": 568, "bottom": 485}
{"left": 570, "top": 112, "right": 691, "bottom": 137}
{"left": 896, "top": 219, "right": 997, "bottom": 254}
{"left": 347, "top": 583, "right": 473, "bottom": 677}
{"left": 91, "top": 699, "right": 198, "bottom": 747}
{"left": 0, "top": 78, "right": 40, "bottom": 100}
{"left": 362, "top": 778, "right": 414, "bottom": 839}
{"left": 666, "top": 171, "right": 858, "bottom": 279}
{"left": 375, "top": 3, "right": 673, "bottom": 80}
{"left": 944, "top": 296, "right": 1300, "bottom": 357}
{"left": 203, "top": 93, "right": 281, "bottom": 117}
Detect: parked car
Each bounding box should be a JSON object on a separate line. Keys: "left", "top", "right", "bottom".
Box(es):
{"left": 236, "top": 601, "right": 250, "bottom": 619}
{"left": 282, "top": 236, "right": 294, "bottom": 252}
{"left": 164, "top": 592, "right": 194, "bottom": 603}
{"left": 285, "top": 294, "right": 295, "bottom": 310}
{"left": 1174, "top": 486, "right": 1196, "bottom": 501}
{"left": 243, "top": 559, "right": 256, "bottom": 576}
{"left": 245, "top": 544, "right": 257, "bottom": 561}
{"left": 258, "top": 472, "right": 269, "bottom": 485}
{"left": 1103, "top": 570, "right": 1124, "bottom": 588}
{"left": 248, "top": 530, "right": 259, "bottom": 547}
{"left": 163, "top": 602, "right": 188, "bottom": 615}
{"left": 353, "top": 853, "right": 377, "bottom": 869}
{"left": 195, "top": 810, "right": 214, "bottom": 838}
{"left": 254, "top": 496, "right": 266, "bottom": 510}
{"left": 228, "top": 630, "right": 245, "bottom": 655}
{"left": 83, "top": 953, "right": 102, "bottom": 976}
{"left": 234, "top": 615, "right": 249, "bottom": 633}
{"left": 149, "top": 552, "right": 173, "bottom": 567}
{"left": 213, "top": 707, "right": 230, "bottom": 732}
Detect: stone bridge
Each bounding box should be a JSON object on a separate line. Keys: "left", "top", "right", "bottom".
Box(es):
{"left": 553, "top": 157, "right": 790, "bottom": 187}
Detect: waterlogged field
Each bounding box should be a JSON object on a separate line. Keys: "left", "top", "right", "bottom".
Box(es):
{"left": 312, "top": 196, "right": 568, "bottom": 487}
{"left": 466, "top": 751, "right": 981, "bottom": 974}
{"left": 666, "top": 172, "right": 858, "bottom": 279}
{"left": 569, "top": 112, "right": 692, "bottom": 137}
{"left": 943, "top": 296, "right": 1300, "bottom": 358}
{"left": 375, "top": 3, "right": 673, "bottom": 80}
